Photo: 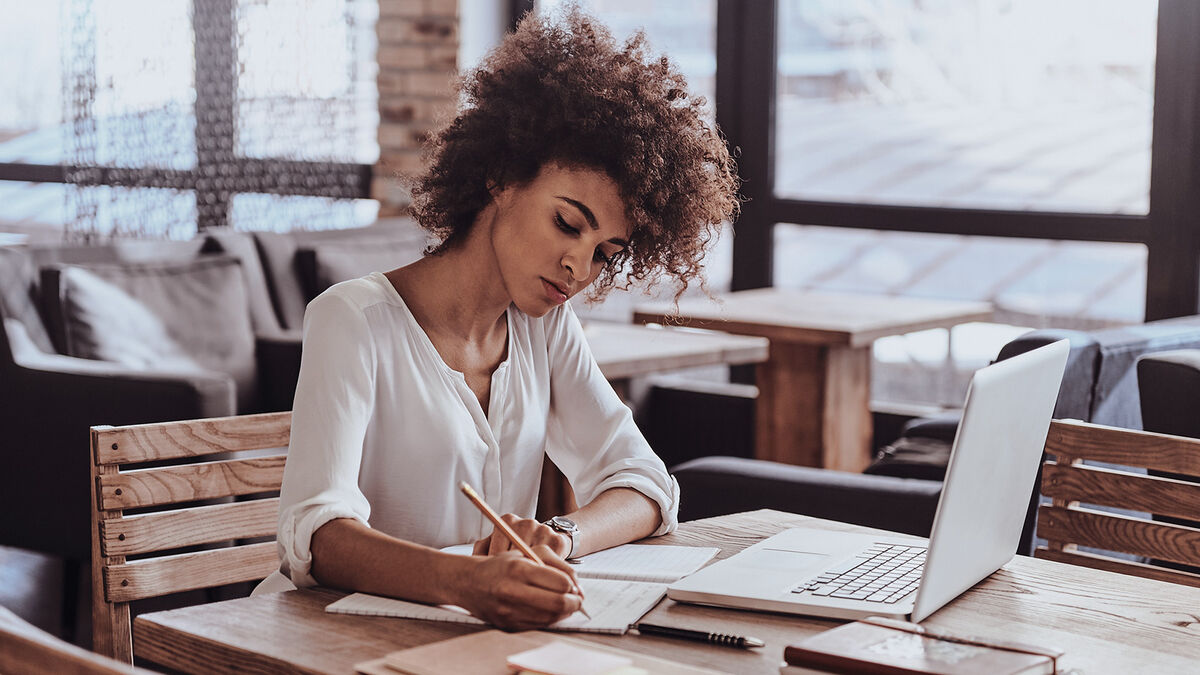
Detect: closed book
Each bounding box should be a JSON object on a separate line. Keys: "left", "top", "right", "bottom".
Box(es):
{"left": 783, "top": 617, "right": 1062, "bottom": 675}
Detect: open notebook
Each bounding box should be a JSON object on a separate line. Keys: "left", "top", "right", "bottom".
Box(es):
{"left": 326, "top": 578, "right": 665, "bottom": 634}
{"left": 439, "top": 543, "right": 719, "bottom": 584}
{"left": 328, "top": 543, "right": 719, "bottom": 634}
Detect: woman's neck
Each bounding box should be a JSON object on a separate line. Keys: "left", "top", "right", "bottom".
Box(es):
{"left": 386, "top": 222, "right": 510, "bottom": 345}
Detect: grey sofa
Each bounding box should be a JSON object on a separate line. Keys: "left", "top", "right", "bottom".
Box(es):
{"left": 0, "top": 220, "right": 428, "bottom": 636}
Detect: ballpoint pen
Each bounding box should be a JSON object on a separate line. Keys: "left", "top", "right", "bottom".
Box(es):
{"left": 458, "top": 481, "right": 591, "bottom": 619}
{"left": 635, "top": 622, "right": 765, "bottom": 649}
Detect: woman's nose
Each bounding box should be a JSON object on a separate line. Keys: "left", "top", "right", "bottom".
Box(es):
{"left": 561, "top": 247, "right": 588, "bottom": 282}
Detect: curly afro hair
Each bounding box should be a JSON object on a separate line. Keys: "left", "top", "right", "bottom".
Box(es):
{"left": 409, "top": 7, "right": 740, "bottom": 300}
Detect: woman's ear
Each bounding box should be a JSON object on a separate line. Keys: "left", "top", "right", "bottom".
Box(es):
{"left": 486, "top": 180, "right": 513, "bottom": 210}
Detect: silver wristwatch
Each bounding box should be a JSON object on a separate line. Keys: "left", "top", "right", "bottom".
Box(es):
{"left": 544, "top": 515, "right": 580, "bottom": 560}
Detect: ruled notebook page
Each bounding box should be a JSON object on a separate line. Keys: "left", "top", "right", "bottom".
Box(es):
{"left": 325, "top": 578, "right": 667, "bottom": 634}
{"left": 568, "top": 545, "right": 719, "bottom": 583}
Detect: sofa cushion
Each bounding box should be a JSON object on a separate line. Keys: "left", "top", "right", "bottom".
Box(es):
{"left": 298, "top": 240, "right": 426, "bottom": 299}
{"left": 202, "top": 229, "right": 283, "bottom": 335}
{"left": 0, "top": 247, "right": 55, "bottom": 355}
{"left": 251, "top": 231, "right": 308, "bottom": 331}
{"left": 253, "top": 222, "right": 429, "bottom": 330}
{"left": 41, "top": 256, "right": 259, "bottom": 411}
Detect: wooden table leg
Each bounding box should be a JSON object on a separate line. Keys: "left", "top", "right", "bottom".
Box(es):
{"left": 754, "top": 341, "right": 872, "bottom": 472}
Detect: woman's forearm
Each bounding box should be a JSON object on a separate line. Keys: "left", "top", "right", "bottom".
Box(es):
{"left": 310, "top": 517, "right": 584, "bottom": 630}
{"left": 564, "top": 487, "right": 661, "bottom": 557}
{"left": 309, "top": 518, "right": 471, "bottom": 605}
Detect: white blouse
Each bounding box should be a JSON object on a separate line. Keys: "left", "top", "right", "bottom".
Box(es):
{"left": 274, "top": 271, "right": 679, "bottom": 587}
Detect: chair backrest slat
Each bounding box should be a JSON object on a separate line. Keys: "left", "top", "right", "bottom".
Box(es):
{"left": 93, "top": 412, "right": 291, "bottom": 464}
{"left": 100, "top": 499, "right": 279, "bottom": 557}
{"left": 104, "top": 542, "right": 280, "bottom": 604}
{"left": 1044, "top": 419, "right": 1200, "bottom": 474}
{"left": 1036, "top": 420, "right": 1200, "bottom": 588}
{"left": 1035, "top": 547, "right": 1200, "bottom": 589}
{"left": 97, "top": 454, "right": 286, "bottom": 510}
{"left": 90, "top": 413, "right": 290, "bottom": 663}
{"left": 1042, "top": 462, "right": 1200, "bottom": 522}
{"left": 1038, "top": 505, "right": 1200, "bottom": 569}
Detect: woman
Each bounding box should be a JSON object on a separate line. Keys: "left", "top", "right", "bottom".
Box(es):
{"left": 267, "top": 9, "right": 739, "bottom": 630}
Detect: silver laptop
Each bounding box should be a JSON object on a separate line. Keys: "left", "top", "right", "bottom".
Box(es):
{"left": 667, "top": 339, "right": 1069, "bottom": 622}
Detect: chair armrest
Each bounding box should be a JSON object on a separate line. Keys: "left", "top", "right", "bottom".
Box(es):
{"left": 10, "top": 356, "right": 236, "bottom": 421}
{"left": 898, "top": 411, "right": 962, "bottom": 443}
{"left": 255, "top": 329, "right": 303, "bottom": 412}
{"left": 0, "top": 360, "right": 236, "bottom": 558}
{"left": 672, "top": 456, "right": 942, "bottom": 537}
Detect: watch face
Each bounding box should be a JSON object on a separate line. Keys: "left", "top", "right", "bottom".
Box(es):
{"left": 550, "top": 516, "right": 578, "bottom": 533}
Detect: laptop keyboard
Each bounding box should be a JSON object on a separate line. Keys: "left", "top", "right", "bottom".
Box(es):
{"left": 793, "top": 543, "right": 926, "bottom": 604}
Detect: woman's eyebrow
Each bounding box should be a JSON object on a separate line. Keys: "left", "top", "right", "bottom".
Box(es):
{"left": 555, "top": 195, "right": 628, "bottom": 247}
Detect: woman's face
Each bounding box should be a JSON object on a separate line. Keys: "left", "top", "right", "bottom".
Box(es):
{"left": 489, "top": 163, "right": 630, "bottom": 317}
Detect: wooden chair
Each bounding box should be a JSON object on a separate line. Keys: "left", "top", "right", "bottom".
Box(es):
{"left": 89, "top": 412, "right": 291, "bottom": 663}
{"left": 1036, "top": 419, "right": 1200, "bottom": 587}
{"left": 0, "top": 604, "right": 157, "bottom": 674}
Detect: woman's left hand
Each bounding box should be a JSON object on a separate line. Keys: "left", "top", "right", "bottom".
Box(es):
{"left": 473, "top": 513, "right": 571, "bottom": 559}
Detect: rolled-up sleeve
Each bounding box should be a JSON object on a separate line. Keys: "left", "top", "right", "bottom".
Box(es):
{"left": 276, "top": 292, "right": 377, "bottom": 586}
{"left": 544, "top": 306, "right": 679, "bottom": 535}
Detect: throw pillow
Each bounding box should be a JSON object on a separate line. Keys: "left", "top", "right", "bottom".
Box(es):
{"left": 0, "top": 247, "right": 56, "bottom": 354}
{"left": 301, "top": 241, "right": 426, "bottom": 298}
{"left": 41, "top": 256, "right": 259, "bottom": 411}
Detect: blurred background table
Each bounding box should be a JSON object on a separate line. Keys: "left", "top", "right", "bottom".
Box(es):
{"left": 635, "top": 289, "right": 992, "bottom": 472}
{"left": 585, "top": 321, "right": 769, "bottom": 399}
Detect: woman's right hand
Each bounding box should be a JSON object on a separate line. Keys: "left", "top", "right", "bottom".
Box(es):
{"left": 452, "top": 545, "right": 584, "bottom": 630}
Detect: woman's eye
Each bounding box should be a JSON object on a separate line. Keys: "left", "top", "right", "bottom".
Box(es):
{"left": 554, "top": 213, "right": 578, "bottom": 235}
{"left": 593, "top": 249, "right": 612, "bottom": 265}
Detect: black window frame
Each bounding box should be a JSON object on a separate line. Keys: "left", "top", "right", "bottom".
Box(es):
{"left": 718, "top": 0, "right": 1200, "bottom": 322}
{"left": 0, "top": 0, "right": 372, "bottom": 232}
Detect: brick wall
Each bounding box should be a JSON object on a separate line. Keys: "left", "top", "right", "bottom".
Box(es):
{"left": 374, "top": 0, "right": 460, "bottom": 216}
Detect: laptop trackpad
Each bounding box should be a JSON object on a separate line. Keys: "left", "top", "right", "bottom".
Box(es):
{"left": 741, "top": 548, "right": 829, "bottom": 572}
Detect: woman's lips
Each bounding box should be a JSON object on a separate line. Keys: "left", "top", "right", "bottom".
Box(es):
{"left": 542, "top": 278, "right": 568, "bottom": 304}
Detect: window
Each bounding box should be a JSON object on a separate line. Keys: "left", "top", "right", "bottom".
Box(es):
{"left": 0, "top": 0, "right": 378, "bottom": 241}
{"left": 714, "top": 1, "right": 1200, "bottom": 408}
{"left": 774, "top": 1, "right": 1157, "bottom": 215}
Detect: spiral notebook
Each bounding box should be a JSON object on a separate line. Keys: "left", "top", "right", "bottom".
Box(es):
{"left": 326, "top": 578, "right": 666, "bottom": 634}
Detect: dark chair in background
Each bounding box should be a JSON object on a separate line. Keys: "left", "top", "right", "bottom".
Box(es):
{"left": 0, "top": 242, "right": 240, "bottom": 642}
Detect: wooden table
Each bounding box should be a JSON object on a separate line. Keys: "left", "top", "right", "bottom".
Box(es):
{"left": 133, "top": 509, "right": 1200, "bottom": 674}
{"left": 585, "top": 321, "right": 769, "bottom": 399}
{"left": 635, "top": 289, "right": 992, "bottom": 472}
